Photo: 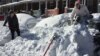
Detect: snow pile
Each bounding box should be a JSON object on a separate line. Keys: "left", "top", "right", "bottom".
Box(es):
{"left": 0, "top": 13, "right": 94, "bottom": 56}
{"left": 31, "top": 14, "right": 94, "bottom": 56}
{"left": 0, "top": 21, "right": 10, "bottom": 46}
{"left": 34, "top": 14, "right": 69, "bottom": 28}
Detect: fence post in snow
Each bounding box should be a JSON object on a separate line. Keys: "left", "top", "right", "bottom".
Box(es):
{"left": 64, "top": 0, "right": 68, "bottom": 13}
{"left": 39, "top": 0, "right": 41, "bottom": 11}
{"left": 45, "top": 0, "right": 48, "bottom": 16}
{"left": 26, "top": 2, "right": 28, "bottom": 12}
{"left": 55, "top": 0, "right": 58, "bottom": 9}
{"left": 31, "top": 1, "right": 33, "bottom": 10}
{"left": 84, "top": 0, "right": 86, "bottom": 5}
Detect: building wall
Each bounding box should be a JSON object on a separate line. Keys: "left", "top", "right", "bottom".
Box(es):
{"left": 98, "top": 0, "right": 100, "bottom": 12}
{"left": 86, "top": 0, "right": 93, "bottom": 13}
{"left": 99, "top": 0, "right": 100, "bottom": 2}
{"left": 0, "top": 0, "right": 1, "bottom": 3}
{"left": 0, "top": 0, "right": 99, "bottom": 14}
{"left": 0, "top": 0, "right": 21, "bottom": 5}
{"left": 0, "top": 0, "right": 5, "bottom": 5}
{"left": 86, "top": 0, "right": 98, "bottom": 13}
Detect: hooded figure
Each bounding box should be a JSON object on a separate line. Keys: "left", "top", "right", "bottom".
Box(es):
{"left": 3, "top": 10, "right": 20, "bottom": 40}
{"left": 71, "top": 1, "right": 90, "bottom": 25}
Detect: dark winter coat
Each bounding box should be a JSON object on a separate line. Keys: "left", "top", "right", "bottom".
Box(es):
{"left": 3, "top": 15, "right": 19, "bottom": 29}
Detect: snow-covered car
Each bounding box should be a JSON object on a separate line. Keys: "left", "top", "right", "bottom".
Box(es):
{"left": 16, "top": 13, "right": 40, "bottom": 29}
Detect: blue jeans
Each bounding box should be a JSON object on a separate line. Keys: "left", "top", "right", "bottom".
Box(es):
{"left": 78, "top": 15, "right": 90, "bottom": 25}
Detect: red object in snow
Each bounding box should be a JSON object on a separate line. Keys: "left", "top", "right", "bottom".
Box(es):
{"left": 43, "top": 38, "right": 54, "bottom": 56}
{"left": 0, "top": 15, "right": 4, "bottom": 21}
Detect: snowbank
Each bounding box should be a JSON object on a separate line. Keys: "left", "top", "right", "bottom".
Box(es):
{"left": 0, "top": 21, "right": 10, "bottom": 46}
{"left": 0, "top": 13, "right": 95, "bottom": 56}
{"left": 34, "top": 13, "right": 70, "bottom": 28}
{"left": 31, "top": 14, "right": 94, "bottom": 56}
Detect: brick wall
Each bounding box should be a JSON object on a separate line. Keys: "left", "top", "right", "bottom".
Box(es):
{"left": 0, "top": 15, "right": 4, "bottom": 21}
{"left": 45, "top": 8, "right": 59, "bottom": 16}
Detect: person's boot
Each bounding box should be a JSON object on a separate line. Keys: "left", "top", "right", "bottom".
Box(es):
{"left": 12, "top": 37, "right": 15, "bottom": 40}
{"left": 12, "top": 35, "right": 15, "bottom": 40}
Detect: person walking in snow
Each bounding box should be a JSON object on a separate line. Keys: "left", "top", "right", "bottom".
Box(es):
{"left": 3, "top": 10, "right": 20, "bottom": 40}
{"left": 71, "top": 1, "right": 92, "bottom": 25}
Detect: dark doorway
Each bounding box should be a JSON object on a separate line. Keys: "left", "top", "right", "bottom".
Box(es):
{"left": 40, "top": 2, "right": 45, "bottom": 14}
{"left": 93, "top": 0, "right": 98, "bottom": 13}
{"left": 58, "top": 0, "right": 66, "bottom": 14}
{"left": 86, "top": 0, "right": 98, "bottom": 13}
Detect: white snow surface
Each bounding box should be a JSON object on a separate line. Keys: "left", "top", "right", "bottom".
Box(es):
{"left": 92, "top": 13, "right": 100, "bottom": 23}
{"left": 0, "top": 13, "right": 96, "bottom": 56}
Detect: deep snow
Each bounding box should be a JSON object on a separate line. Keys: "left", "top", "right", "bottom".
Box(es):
{"left": 0, "top": 13, "right": 99, "bottom": 56}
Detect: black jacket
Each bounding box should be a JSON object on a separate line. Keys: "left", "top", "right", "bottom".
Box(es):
{"left": 3, "top": 14, "right": 19, "bottom": 29}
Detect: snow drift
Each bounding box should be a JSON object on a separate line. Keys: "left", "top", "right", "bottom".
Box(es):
{"left": 0, "top": 13, "right": 95, "bottom": 56}
{"left": 31, "top": 14, "right": 94, "bottom": 56}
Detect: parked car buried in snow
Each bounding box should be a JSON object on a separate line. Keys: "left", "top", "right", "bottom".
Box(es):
{"left": 16, "top": 13, "right": 40, "bottom": 29}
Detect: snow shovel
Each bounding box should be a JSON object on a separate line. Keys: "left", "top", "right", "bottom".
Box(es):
{"left": 43, "top": 33, "right": 58, "bottom": 56}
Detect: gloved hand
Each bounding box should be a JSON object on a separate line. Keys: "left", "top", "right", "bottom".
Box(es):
{"left": 89, "top": 14, "right": 93, "bottom": 19}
